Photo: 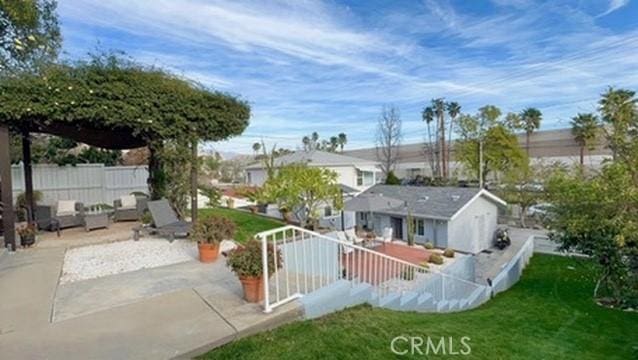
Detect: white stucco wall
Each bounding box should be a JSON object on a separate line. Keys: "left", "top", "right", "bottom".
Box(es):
{"left": 246, "top": 164, "right": 376, "bottom": 192}
{"left": 447, "top": 195, "right": 499, "bottom": 253}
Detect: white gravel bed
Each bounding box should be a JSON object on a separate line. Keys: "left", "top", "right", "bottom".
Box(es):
{"left": 60, "top": 238, "right": 199, "bottom": 284}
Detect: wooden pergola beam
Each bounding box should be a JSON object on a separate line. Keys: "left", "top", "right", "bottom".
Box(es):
{"left": 0, "top": 125, "right": 16, "bottom": 251}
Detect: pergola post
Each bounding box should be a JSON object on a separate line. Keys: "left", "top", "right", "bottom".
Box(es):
{"left": 21, "top": 128, "right": 35, "bottom": 222}
{"left": 190, "top": 138, "right": 198, "bottom": 224}
{"left": 0, "top": 125, "right": 17, "bottom": 251}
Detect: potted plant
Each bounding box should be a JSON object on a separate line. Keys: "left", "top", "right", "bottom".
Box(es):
{"left": 192, "top": 215, "right": 236, "bottom": 263}
{"left": 17, "top": 223, "right": 37, "bottom": 247}
{"left": 226, "top": 239, "right": 282, "bottom": 303}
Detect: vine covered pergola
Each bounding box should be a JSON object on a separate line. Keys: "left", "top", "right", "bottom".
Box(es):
{"left": 0, "top": 56, "right": 250, "bottom": 250}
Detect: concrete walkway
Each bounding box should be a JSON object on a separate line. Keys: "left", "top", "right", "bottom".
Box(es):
{"left": 0, "top": 245, "right": 301, "bottom": 359}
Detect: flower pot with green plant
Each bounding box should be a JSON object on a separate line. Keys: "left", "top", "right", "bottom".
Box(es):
{"left": 226, "top": 239, "right": 282, "bottom": 303}
{"left": 192, "top": 215, "right": 236, "bottom": 263}
{"left": 17, "top": 223, "right": 37, "bottom": 247}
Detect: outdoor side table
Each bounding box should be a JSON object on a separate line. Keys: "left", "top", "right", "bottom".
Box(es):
{"left": 84, "top": 213, "right": 110, "bottom": 232}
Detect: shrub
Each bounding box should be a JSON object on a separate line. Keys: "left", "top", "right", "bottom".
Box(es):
{"left": 385, "top": 171, "right": 401, "bottom": 185}
{"left": 226, "top": 239, "right": 282, "bottom": 278}
{"left": 140, "top": 211, "right": 153, "bottom": 225}
{"left": 192, "top": 215, "right": 236, "bottom": 244}
{"left": 423, "top": 242, "right": 434, "bottom": 250}
{"left": 443, "top": 248, "right": 455, "bottom": 258}
{"left": 419, "top": 261, "right": 430, "bottom": 269}
{"left": 429, "top": 253, "right": 444, "bottom": 265}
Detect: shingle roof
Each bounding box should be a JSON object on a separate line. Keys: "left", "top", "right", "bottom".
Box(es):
{"left": 359, "top": 184, "right": 502, "bottom": 220}
{"left": 245, "top": 150, "right": 378, "bottom": 170}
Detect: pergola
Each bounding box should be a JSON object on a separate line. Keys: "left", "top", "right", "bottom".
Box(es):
{"left": 0, "top": 121, "right": 151, "bottom": 250}
{"left": 0, "top": 58, "right": 250, "bottom": 251}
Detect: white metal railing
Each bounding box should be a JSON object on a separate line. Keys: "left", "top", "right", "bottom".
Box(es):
{"left": 258, "top": 225, "right": 484, "bottom": 313}
{"left": 491, "top": 235, "right": 535, "bottom": 294}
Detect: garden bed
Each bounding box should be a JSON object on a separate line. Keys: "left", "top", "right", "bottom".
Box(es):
{"left": 60, "top": 238, "right": 198, "bottom": 284}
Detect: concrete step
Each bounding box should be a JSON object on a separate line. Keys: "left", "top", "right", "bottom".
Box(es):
{"left": 447, "top": 299, "right": 459, "bottom": 312}
{"left": 399, "top": 291, "right": 420, "bottom": 310}
{"left": 436, "top": 300, "right": 449, "bottom": 312}
{"left": 467, "top": 286, "right": 488, "bottom": 308}
{"left": 378, "top": 293, "right": 402, "bottom": 309}
{"left": 415, "top": 293, "right": 436, "bottom": 312}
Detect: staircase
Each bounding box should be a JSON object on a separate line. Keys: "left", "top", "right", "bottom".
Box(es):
{"left": 257, "top": 226, "right": 491, "bottom": 319}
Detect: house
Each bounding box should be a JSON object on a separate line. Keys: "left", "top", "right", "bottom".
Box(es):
{"left": 349, "top": 185, "right": 507, "bottom": 254}
{"left": 244, "top": 150, "right": 382, "bottom": 192}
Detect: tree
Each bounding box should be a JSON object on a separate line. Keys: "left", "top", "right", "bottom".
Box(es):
{"left": 433, "top": 98, "right": 447, "bottom": 178}
{"left": 260, "top": 164, "right": 342, "bottom": 229}
{"left": 329, "top": 136, "right": 339, "bottom": 152}
{"left": 0, "top": 0, "right": 61, "bottom": 74}
{"left": 375, "top": 105, "right": 402, "bottom": 177}
{"left": 546, "top": 88, "right": 638, "bottom": 308}
{"left": 251, "top": 142, "right": 261, "bottom": 156}
{"left": 446, "top": 101, "right": 461, "bottom": 175}
{"left": 421, "top": 106, "right": 438, "bottom": 177}
{"left": 599, "top": 87, "right": 637, "bottom": 161}
{"left": 337, "top": 132, "right": 347, "bottom": 152}
{"left": 520, "top": 107, "right": 542, "bottom": 155}
{"left": 0, "top": 54, "right": 251, "bottom": 201}
{"left": 570, "top": 113, "right": 599, "bottom": 166}
{"left": 455, "top": 106, "right": 526, "bottom": 184}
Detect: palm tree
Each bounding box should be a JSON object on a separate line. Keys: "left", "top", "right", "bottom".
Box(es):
{"left": 252, "top": 142, "right": 261, "bottom": 156}
{"left": 520, "top": 107, "right": 542, "bottom": 156}
{"left": 571, "top": 113, "right": 599, "bottom": 166}
{"left": 302, "top": 136, "right": 311, "bottom": 151}
{"left": 432, "top": 98, "right": 447, "bottom": 178}
{"left": 337, "top": 133, "right": 347, "bottom": 152}
{"left": 422, "top": 106, "right": 437, "bottom": 176}
{"left": 329, "top": 136, "right": 339, "bottom": 152}
{"left": 446, "top": 101, "right": 461, "bottom": 176}
{"left": 599, "top": 87, "right": 637, "bottom": 159}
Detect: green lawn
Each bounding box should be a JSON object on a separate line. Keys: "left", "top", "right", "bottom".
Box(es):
{"left": 199, "top": 207, "right": 284, "bottom": 243}
{"left": 199, "top": 255, "right": 638, "bottom": 359}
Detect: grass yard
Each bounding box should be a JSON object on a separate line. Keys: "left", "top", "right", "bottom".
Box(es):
{"left": 199, "top": 207, "right": 284, "bottom": 243}
{"left": 200, "top": 255, "right": 638, "bottom": 359}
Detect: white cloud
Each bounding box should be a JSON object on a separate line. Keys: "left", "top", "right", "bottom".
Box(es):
{"left": 598, "top": 0, "right": 630, "bottom": 17}
{"left": 58, "top": 0, "right": 638, "bottom": 153}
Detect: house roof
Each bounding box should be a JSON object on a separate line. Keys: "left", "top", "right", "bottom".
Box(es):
{"left": 359, "top": 184, "right": 506, "bottom": 220}
{"left": 245, "top": 150, "right": 379, "bottom": 170}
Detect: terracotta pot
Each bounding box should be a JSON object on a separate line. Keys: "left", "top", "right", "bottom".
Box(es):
{"left": 239, "top": 276, "right": 264, "bottom": 303}
{"left": 198, "top": 242, "right": 220, "bottom": 263}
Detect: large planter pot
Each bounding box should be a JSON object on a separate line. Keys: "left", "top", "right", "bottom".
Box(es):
{"left": 198, "top": 242, "right": 220, "bottom": 263}
{"left": 239, "top": 276, "right": 264, "bottom": 303}
{"left": 20, "top": 234, "right": 36, "bottom": 247}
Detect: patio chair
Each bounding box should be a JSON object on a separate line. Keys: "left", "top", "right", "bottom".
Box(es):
{"left": 113, "top": 194, "right": 148, "bottom": 222}
{"left": 147, "top": 199, "right": 192, "bottom": 241}
{"left": 344, "top": 228, "right": 364, "bottom": 245}
{"left": 382, "top": 227, "right": 393, "bottom": 244}
{"left": 53, "top": 200, "right": 84, "bottom": 230}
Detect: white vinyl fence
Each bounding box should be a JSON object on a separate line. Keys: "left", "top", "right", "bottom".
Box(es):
{"left": 11, "top": 163, "right": 149, "bottom": 206}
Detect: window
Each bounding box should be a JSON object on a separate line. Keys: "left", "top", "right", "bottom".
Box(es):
{"left": 356, "top": 170, "right": 374, "bottom": 186}
{"left": 324, "top": 206, "right": 332, "bottom": 217}
{"left": 416, "top": 219, "right": 425, "bottom": 236}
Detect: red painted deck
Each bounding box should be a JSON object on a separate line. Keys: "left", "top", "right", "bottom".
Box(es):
{"left": 341, "top": 242, "right": 432, "bottom": 285}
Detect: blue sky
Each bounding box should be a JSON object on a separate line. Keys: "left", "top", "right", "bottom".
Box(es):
{"left": 58, "top": 0, "right": 638, "bottom": 154}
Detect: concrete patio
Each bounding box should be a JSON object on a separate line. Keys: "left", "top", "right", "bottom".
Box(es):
{"left": 0, "top": 235, "right": 302, "bottom": 359}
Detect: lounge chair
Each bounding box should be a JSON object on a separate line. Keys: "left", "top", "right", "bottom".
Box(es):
{"left": 381, "top": 227, "right": 393, "bottom": 244}
{"left": 147, "top": 199, "right": 192, "bottom": 241}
